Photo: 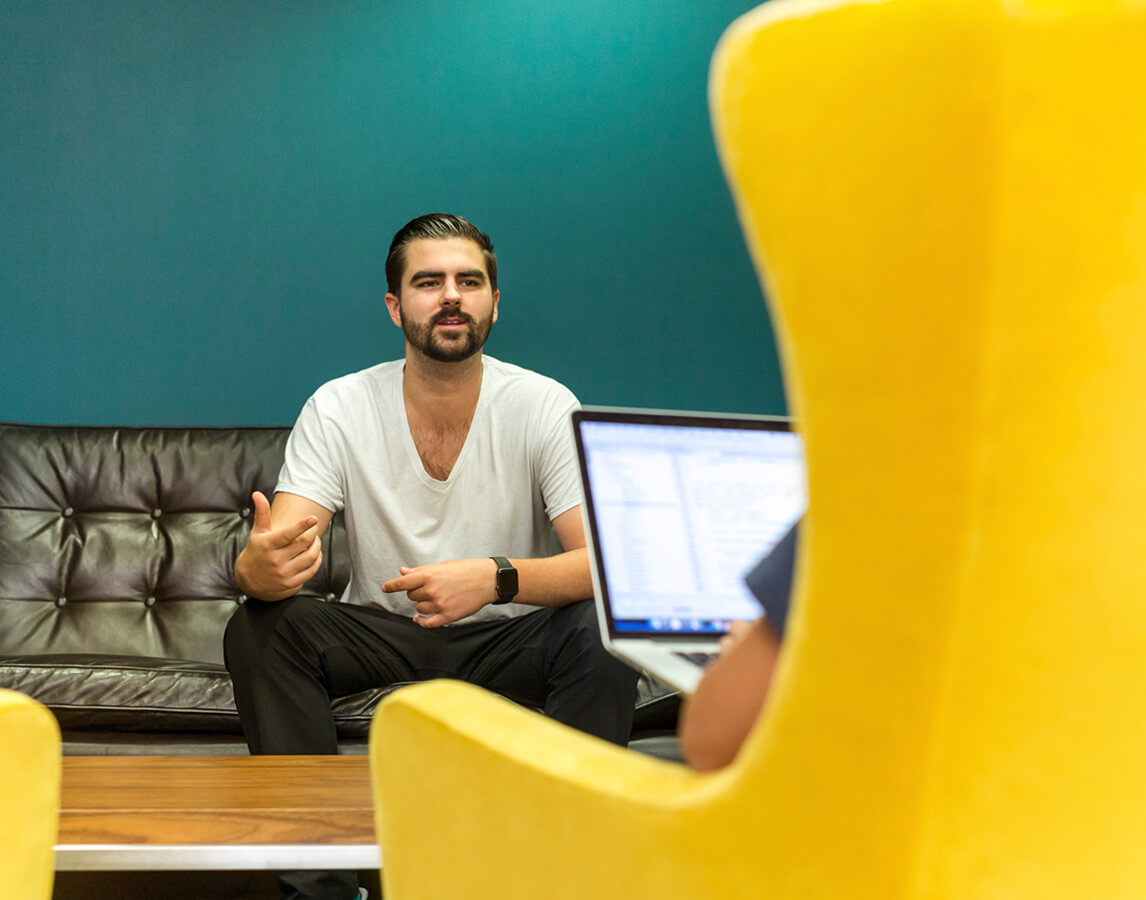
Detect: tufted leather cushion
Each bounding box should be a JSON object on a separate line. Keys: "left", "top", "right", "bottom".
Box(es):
{"left": 0, "top": 424, "right": 349, "bottom": 660}
{"left": 0, "top": 423, "right": 678, "bottom": 753}
{"left": 0, "top": 424, "right": 357, "bottom": 739}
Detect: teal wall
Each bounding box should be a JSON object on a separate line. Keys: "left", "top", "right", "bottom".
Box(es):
{"left": 1, "top": 0, "right": 784, "bottom": 426}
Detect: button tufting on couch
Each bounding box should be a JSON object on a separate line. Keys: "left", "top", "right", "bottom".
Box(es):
{"left": 0, "top": 423, "right": 680, "bottom": 755}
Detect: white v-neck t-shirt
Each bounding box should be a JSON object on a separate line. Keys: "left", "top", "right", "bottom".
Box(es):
{"left": 276, "top": 355, "right": 582, "bottom": 622}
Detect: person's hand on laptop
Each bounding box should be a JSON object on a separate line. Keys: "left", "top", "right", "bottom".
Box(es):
{"left": 678, "top": 520, "right": 798, "bottom": 770}
{"left": 678, "top": 616, "right": 782, "bottom": 771}
{"left": 719, "top": 619, "right": 755, "bottom": 655}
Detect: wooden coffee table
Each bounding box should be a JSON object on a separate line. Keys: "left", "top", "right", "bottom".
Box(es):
{"left": 55, "top": 756, "right": 381, "bottom": 872}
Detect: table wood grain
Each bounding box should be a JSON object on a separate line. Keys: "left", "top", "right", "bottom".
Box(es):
{"left": 58, "top": 755, "right": 375, "bottom": 850}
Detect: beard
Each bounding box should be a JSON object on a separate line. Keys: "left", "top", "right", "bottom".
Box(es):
{"left": 400, "top": 306, "right": 493, "bottom": 363}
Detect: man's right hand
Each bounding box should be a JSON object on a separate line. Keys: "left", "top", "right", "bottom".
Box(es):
{"left": 234, "top": 491, "right": 325, "bottom": 602}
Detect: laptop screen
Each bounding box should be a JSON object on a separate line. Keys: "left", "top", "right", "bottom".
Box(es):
{"left": 573, "top": 409, "right": 805, "bottom": 638}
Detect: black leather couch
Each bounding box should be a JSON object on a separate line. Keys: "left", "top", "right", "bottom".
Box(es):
{"left": 0, "top": 423, "right": 680, "bottom": 756}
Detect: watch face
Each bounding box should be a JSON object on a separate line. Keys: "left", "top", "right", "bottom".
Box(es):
{"left": 498, "top": 566, "right": 519, "bottom": 596}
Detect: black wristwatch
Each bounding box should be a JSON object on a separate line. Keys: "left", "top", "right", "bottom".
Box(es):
{"left": 490, "top": 556, "right": 518, "bottom": 605}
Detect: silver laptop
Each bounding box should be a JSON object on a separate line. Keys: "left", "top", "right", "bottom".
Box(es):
{"left": 573, "top": 407, "right": 805, "bottom": 693}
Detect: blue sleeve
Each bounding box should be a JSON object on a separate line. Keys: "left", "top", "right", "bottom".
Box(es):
{"left": 743, "top": 520, "right": 800, "bottom": 638}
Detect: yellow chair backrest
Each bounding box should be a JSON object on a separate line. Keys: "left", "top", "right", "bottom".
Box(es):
{"left": 369, "top": 3, "right": 1146, "bottom": 898}
{"left": 0, "top": 689, "right": 61, "bottom": 900}
{"left": 711, "top": 0, "right": 1146, "bottom": 894}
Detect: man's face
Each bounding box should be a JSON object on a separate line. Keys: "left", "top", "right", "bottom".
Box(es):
{"left": 384, "top": 237, "right": 499, "bottom": 364}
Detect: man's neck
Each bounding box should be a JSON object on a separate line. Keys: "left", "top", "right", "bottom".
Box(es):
{"left": 401, "top": 348, "right": 484, "bottom": 425}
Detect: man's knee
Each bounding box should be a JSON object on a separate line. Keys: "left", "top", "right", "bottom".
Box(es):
{"left": 540, "top": 600, "right": 638, "bottom": 744}
{"left": 552, "top": 597, "right": 600, "bottom": 637}
{"left": 223, "top": 601, "right": 255, "bottom": 675}
{"left": 551, "top": 601, "right": 637, "bottom": 683}
{"left": 551, "top": 599, "right": 611, "bottom": 660}
{"left": 223, "top": 595, "right": 321, "bottom": 675}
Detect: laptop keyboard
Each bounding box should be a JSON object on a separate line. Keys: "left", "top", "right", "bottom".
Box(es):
{"left": 673, "top": 650, "right": 718, "bottom": 667}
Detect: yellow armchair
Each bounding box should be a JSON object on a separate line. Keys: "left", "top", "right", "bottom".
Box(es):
{"left": 371, "top": 0, "right": 1146, "bottom": 897}
{"left": 0, "top": 689, "right": 61, "bottom": 900}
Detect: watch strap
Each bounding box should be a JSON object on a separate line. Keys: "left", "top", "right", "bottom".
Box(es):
{"left": 490, "top": 556, "right": 518, "bottom": 604}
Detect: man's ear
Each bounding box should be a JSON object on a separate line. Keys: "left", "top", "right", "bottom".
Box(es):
{"left": 491, "top": 289, "right": 500, "bottom": 324}
{"left": 384, "top": 292, "right": 403, "bottom": 328}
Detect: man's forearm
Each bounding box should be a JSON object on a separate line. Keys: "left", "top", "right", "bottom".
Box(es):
{"left": 510, "top": 547, "right": 593, "bottom": 607}
{"left": 380, "top": 548, "right": 594, "bottom": 627}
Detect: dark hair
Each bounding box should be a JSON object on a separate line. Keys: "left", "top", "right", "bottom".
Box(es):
{"left": 385, "top": 213, "right": 498, "bottom": 294}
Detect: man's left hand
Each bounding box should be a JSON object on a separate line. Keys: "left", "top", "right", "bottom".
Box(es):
{"left": 381, "top": 558, "right": 499, "bottom": 627}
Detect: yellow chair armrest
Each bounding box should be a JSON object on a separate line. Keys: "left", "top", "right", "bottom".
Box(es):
{"left": 0, "top": 689, "right": 61, "bottom": 900}
{"left": 370, "top": 677, "right": 708, "bottom": 805}
{"left": 370, "top": 680, "right": 747, "bottom": 900}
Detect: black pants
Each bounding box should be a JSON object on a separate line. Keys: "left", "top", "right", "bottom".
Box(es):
{"left": 224, "top": 596, "right": 638, "bottom": 900}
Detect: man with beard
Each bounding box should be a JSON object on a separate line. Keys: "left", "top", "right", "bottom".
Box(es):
{"left": 225, "top": 213, "right": 638, "bottom": 900}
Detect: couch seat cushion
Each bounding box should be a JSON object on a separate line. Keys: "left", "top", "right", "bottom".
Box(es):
{"left": 0, "top": 654, "right": 389, "bottom": 736}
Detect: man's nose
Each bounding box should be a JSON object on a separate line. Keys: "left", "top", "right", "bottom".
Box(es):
{"left": 442, "top": 278, "right": 462, "bottom": 303}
